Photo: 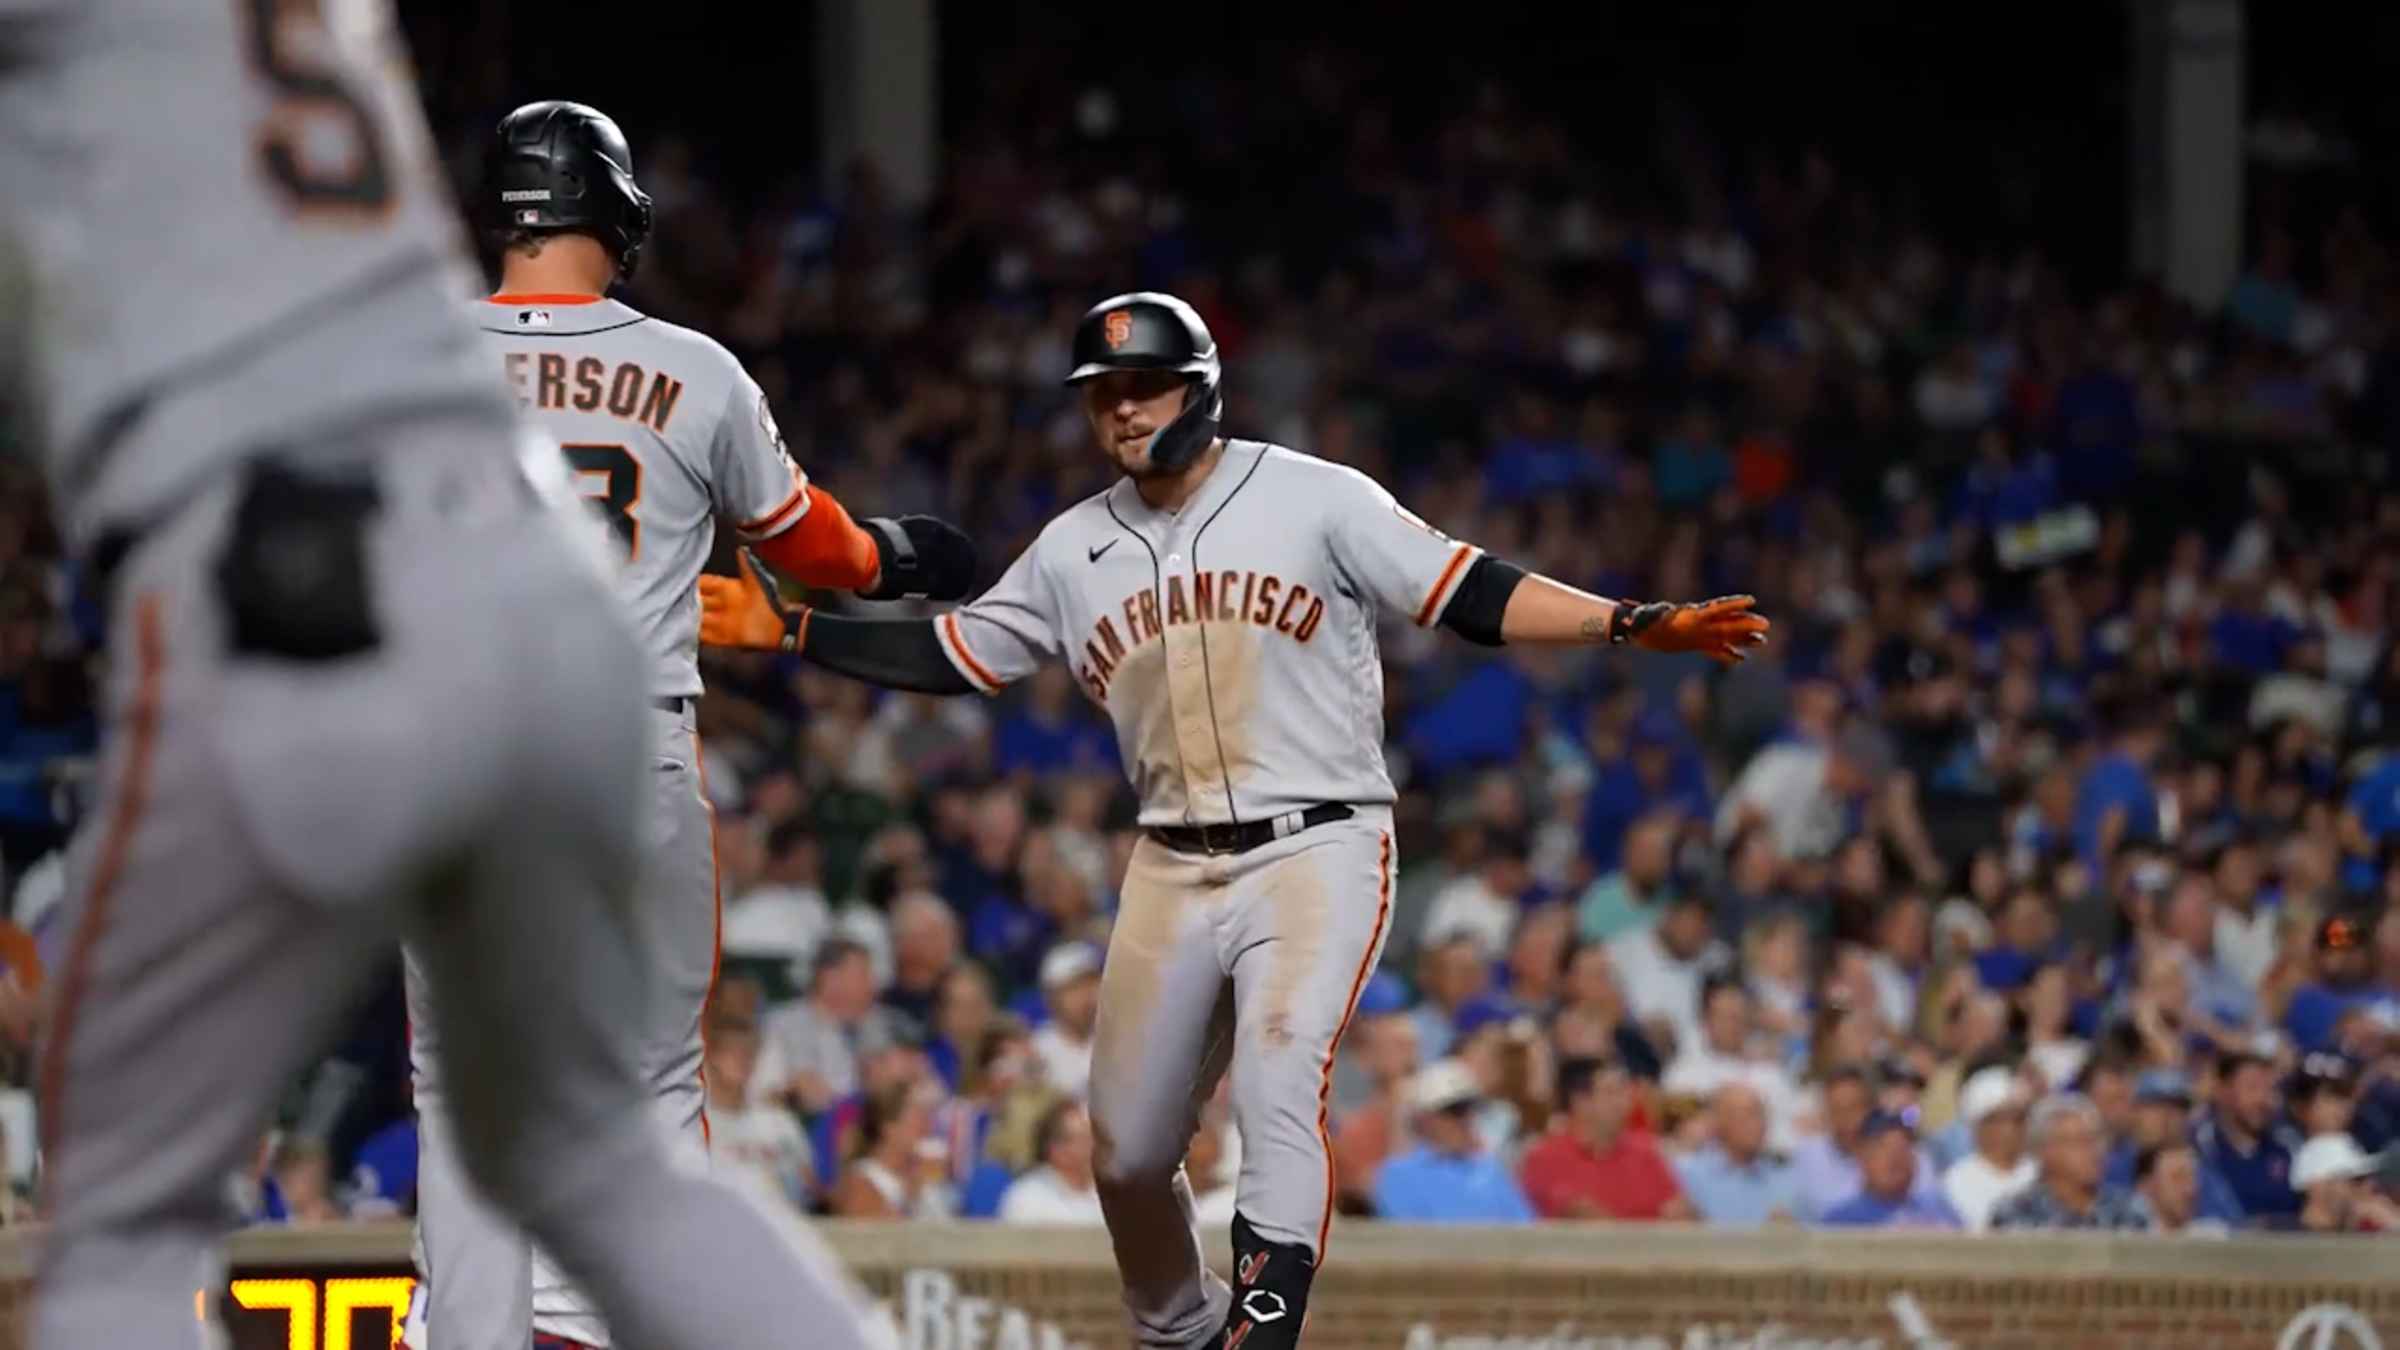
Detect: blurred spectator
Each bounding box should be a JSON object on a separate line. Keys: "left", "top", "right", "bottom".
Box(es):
{"left": 2286, "top": 911, "right": 2382, "bottom": 1054}
{"left": 2132, "top": 1141, "right": 2222, "bottom": 1236}
{"left": 2290, "top": 1052, "right": 2361, "bottom": 1140}
{"left": 1500, "top": 904, "right": 1575, "bottom": 1015}
{"left": 1423, "top": 827, "right": 1539, "bottom": 962}
{"left": 1607, "top": 892, "right": 1729, "bottom": 1057}
{"left": 2018, "top": 963, "right": 2090, "bottom": 1093}
{"left": 1332, "top": 1001, "right": 1420, "bottom": 1214}
{"left": 1793, "top": 1064, "right": 1938, "bottom": 1220}
{"left": 1520, "top": 1055, "right": 1690, "bottom": 1221}
{"left": 1662, "top": 976, "right": 1802, "bottom": 1147}
{"left": 2195, "top": 1049, "right": 2304, "bottom": 1222}
{"left": 1672, "top": 1082, "right": 1802, "bottom": 1226}
{"left": 2288, "top": 1134, "right": 2400, "bottom": 1233}
{"left": 1031, "top": 942, "right": 1101, "bottom": 1100}
{"left": 1411, "top": 933, "right": 1489, "bottom": 1061}
{"left": 1991, "top": 1094, "right": 2147, "bottom": 1230}
{"left": 998, "top": 1100, "right": 1104, "bottom": 1224}
{"left": 1576, "top": 812, "right": 1684, "bottom": 944}
{"left": 831, "top": 1080, "right": 954, "bottom": 1219}
{"left": 703, "top": 1016, "right": 815, "bottom": 1213}
{"left": 754, "top": 939, "right": 905, "bottom": 1117}
{"left": 2106, "top": 1068, "right": 2244, "bottom": 1224}
{"left": 1942, "top": 1067, "right": 2035, "bottom": 1231}
{"left": 1186, "top": 1095, "right": 1241, "bottom": 1229}
{"left": 1373, "top": 1059, "right": 1535, "bottom": 1223}
{"left": 927, "top": 963, "right": 999, "bottom": 1092}
{"left": 723, "top": 819, "right": 831, "bottom": 975}
{"left": 882, "top": 891, "right": 962, "bottom": 1030}
{"left": 1817, "top": 1113, "right": 1961, "bottom": 1229}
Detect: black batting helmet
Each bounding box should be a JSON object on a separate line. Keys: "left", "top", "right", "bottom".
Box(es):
{"left": 484, "top": 100, "right": 654, "bottom": 279}
{"left": 1064, "top": 291, "right": 1223, "bottom": 473}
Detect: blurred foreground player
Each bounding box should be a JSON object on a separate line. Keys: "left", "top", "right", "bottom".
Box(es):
{"left": 0, "top": 3, "right": 887, "bottom": 1346}
{"left": 405, "top": 99, "right": 972, "bottom": 1350}
{"left": 699, "top": 291, "right": 1769, "bottom": 1348}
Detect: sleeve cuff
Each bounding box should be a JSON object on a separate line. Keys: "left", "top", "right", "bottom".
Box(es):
{"left": 736, "top": 473, "right": 812, "bottom": 542}
{"left": 936, "top": 612, "right": 1004, "bottom": 695}
{"left": 1413, "top": 544, "right": 1481, "bottom": 627}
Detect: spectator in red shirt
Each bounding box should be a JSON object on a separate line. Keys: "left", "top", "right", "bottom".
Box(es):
{"left": 1520, "top": 1055, "right": 1693, "bottom": 1220}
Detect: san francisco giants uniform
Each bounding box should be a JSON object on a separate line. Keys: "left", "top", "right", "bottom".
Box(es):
{"left": 0, "top": 2, "right": 882, "bottom": 1347}
{"left": 404, "top": 294, "right": 815, "bottom": 1350}
{"left": 933, "top": 439, "right": 1477, "bottom": 1346}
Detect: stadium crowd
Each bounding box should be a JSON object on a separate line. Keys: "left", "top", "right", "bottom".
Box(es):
{"left": 1, "top": 41, "right": 2399, "bottom": 1241}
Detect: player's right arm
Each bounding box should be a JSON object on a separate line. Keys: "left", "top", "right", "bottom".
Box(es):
{"left": 697, "top": 535, "right": 1060, "bottom": 696}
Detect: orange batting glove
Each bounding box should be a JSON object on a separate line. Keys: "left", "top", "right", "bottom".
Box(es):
{"left": 1612, "top": 594, "right": 1771, "bottom": 665}
{"left": 697, "top": 549, "right": 808, "bottom": 651}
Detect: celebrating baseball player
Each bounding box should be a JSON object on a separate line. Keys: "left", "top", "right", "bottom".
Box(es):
{"left": 699, "top": 291, "right": 1768, "bottom": 1348}
{"left": 0, "top": 3, "right": 891, "bottom": 1348}
{"left": 403, "top": 100, "right": 975, "bottom": 1350}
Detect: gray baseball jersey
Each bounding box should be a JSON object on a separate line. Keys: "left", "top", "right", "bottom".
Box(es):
{"left": 933, "top": 439, "right": 1465, "bottom": 1347}
{"left": 477, "top": 296, "right": 810, "bottom": 698}
{"left": 936, "top": 439, "right": 1478, "bottom": 826}
{"left": 3, "top": 3, "right": 890, "bottom": 1347}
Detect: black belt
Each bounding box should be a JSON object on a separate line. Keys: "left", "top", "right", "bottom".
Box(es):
{"left": 655, "top": 696, "right": 691, "bottom": 714}
{"left": 1149, "top": 804, "right": 1353, "bottom": 856}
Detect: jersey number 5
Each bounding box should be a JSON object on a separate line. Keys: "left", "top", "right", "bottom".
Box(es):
{"left": 238, "top": 0, "right": 395, "bottom": 213}
{"left": 565, "top": 443, "right": 642, "bottom": 559}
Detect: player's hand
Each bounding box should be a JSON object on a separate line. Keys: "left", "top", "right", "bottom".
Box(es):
{"left": 1620, "top": 595, "right": 1770, "bottom": 664}
{"left": 698, "top": 549, "right": 802, "bottom": 651}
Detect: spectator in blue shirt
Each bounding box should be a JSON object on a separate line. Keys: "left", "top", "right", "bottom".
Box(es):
{"left": 2285, "top": 912, "right": 2381, "bottom": 1054}
{"left": 2194, "top": 1049, "right": 2304, "bottom": 1221}
{"left": 2073, "top": 703, "right": 2166, "bottom": 870}
{"left": 1580, "top": 711, "right": 1712, "bottom": 873}
{"left": 2104, "top": 1068, "right": 2245, "bottom": 1224}
{"left": 1673, "top": 1082, "right": 1802, "bottom": 1225}
{"left": 1817, "top": 1112, "right": 1962, "bottom": 1229}
{"left": 1371, "top": 1059, "right": 1535, "bottom": 1223}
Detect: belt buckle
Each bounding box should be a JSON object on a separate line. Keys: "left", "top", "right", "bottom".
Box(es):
{"left": 1200, "top": 822, "right": 1242, "bottom": 855}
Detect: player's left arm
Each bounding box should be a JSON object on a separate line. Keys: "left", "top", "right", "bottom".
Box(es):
{"left": 712, "top": 373, "right": 974, "bottom": 601}
{"left": 1324, "top": 467, "right": 1769, "bottom": 663}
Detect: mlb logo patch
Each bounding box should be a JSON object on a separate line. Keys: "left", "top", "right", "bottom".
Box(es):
{"left": 517, "top": 309, "right": 552, "bottom": 328}
{"left": 515, "top": 208, "right": 543, "bottom": 225}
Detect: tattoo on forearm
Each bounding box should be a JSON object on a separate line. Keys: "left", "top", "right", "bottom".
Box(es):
{"left": 1580, "top": 615, "right": 1610, "bottom": 643}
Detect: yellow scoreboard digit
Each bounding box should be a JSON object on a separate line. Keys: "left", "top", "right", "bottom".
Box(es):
{"left": 222, "top": 1272, "right": 415, "bottom": 1350}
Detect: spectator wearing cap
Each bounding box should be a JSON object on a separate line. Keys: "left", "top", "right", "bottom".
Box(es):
{"left": 1412, "top": 932, "right": 1491, "bottom": 1061}
{"left": 1372, "top": 1059, "right": 1535, "bottom": 1222}
{"left": 2290, "top": 1052, "right": 2362, "bottom": 1141}
{"left": 1029, "top": 942, "right": 1101, "bottom": 1100}
{"left": 1940, "top": 1067, "right": 2035, "bottom": 1231}
{"left": 1672, "top": 1081, "right": 1802, "bottom": 1226}
{"left": 2195, "top": 1048, "right": 2305, "bottom": 1220}
{"left": 1989, "top": 1094, "right": 2148, "bottom": 1230}
{"left": 2287, "top": 1133, "right": 2400, "bottom": 1233}
{"left": 1607, "top": 890, "right": 1730, "bottom": 1058}
{"left": 1663, "top": 976, "right": 1802, "bottom": 1149}
{"left": 1575, "top": 812, "right": 1684, "bottom": 946}
{"left": 2105, "top": 1067, "right": 2244, "bottom": 1223}
{"left": 997, "top": 1099, "right": 1105, "bottom": 1224}
{"left": 1580, "top": 712, "right": 1712, "bottom": 876}
{"left": 1331, "top": 987, "right": 1421, "bottom": 1211}
{"left": 2132, "top": 1141, "right": 2224, "bottom": 1236}
{"left": 2283, "top": 912, "right": 2380, "bottom": 1054}
{"left": 1520, "top": 1056, "right": 1690, "bottom": 1221}
{"left": 1792, "top": 1063, "right": 1940, "bottom": 1220}
{"left": 1816, "top": 1111, "right": 1962, "bottom": 1229}
{"left": 1421, "top": 827, "right": 1538, "bottom": 963}
{"left": 753, "top": 938, "right": 908, "bottom": 1117}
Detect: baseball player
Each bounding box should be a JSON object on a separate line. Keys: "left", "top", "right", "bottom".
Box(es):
{"left": 0, "top": 3, "right": 890, "bottom": 1347}
{"left": 404, "top": 100, "right": 974, "bottom": 1350}
{"left": 698, "top": 291, "right": 1770, "bottom": 1348}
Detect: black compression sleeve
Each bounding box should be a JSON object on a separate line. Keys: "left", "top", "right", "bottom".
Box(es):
{"left": 801, "top": 612, "right": 978, "bottom": 695}
{"left": 1437, "top": 554, "right": 1528, "bottom": 646}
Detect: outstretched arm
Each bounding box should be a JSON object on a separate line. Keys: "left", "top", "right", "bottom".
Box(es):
{"left": 698, "top": 549, "right": 976, "bottom": 695}
{"left": 1489, "top": 567, "right": 1769, "bottom": 662}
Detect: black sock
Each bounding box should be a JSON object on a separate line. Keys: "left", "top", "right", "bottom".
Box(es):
{"left": 1216, "top": 1212, "right": 1316, "bottom": 1349}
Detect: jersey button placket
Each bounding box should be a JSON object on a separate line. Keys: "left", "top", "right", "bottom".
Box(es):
{"left": 1158, "top": 536, "right": 1216, "bottom": 810}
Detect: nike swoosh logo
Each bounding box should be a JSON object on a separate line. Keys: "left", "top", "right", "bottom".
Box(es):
{"left": 1089, "top": 539, "right": 1120, "bottom": 563}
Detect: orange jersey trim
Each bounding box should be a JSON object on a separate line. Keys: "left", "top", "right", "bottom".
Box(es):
{"left": 940, "top": 612, "right": 1002, "bottom": 693}
{"left": 36, "top": 595, "right": 168, "bottom": 1225}
{"left": 1315, "top": 831, "right": 1393, "bottom": 1259}
{"left": 691, "top": 728, "right": 723, "bottom": 1153}
{"left": 737, "top": 480, "right": 812, "bottom": 539}
{"left": 485, "top": 292, "right": 605, "bottom": 305}
{"left": 1414, "top": 545, "right": 1474, "bottom": 628}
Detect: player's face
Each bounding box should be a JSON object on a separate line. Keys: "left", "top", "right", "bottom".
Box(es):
{"left": 1081, "top": 369, "right": 1194, "bottom": 477}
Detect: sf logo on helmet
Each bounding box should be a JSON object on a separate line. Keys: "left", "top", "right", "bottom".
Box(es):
{"left": 1104, "top": 309, "right": 1134, "bottom": 348}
